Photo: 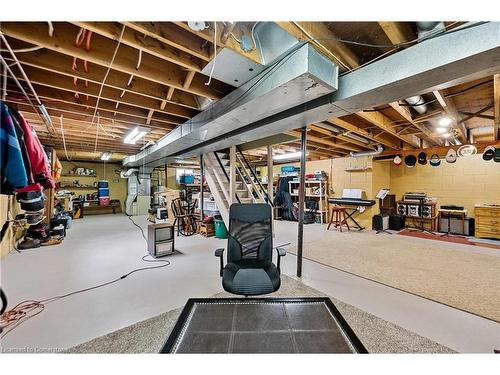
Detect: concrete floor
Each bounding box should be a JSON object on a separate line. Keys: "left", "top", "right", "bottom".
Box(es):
{"left": 1, "top": 214, "right": 499, "bottom": 353}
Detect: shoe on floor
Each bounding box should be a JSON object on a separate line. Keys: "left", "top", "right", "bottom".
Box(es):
{"left": 18, "top": 237, "right": 41, "bottom": 249}
{"left": 41, "top": 237, "right": 62, "bottom": 246}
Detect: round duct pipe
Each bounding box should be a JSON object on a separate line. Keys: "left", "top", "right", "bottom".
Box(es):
{"left": 405, "top": 95, "right": 427, "bottom": 114}
{"left": 350, "top": 144, "right": 383, "bottom": 158}
{"left": 416, "top": 21, "right": 445, "bottom": 39}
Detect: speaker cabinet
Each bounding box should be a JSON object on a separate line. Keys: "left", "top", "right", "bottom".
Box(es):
{"left": 420, "top": 205, "right": 432, "bottom": 218}
{"left": 408, "top": 205, "right": 419, "bottom": 217}
{"left": 389, "top": 215, "right": 405, "bottom": 230}
{"left": 372, "top": 214, "right": 389, "bottom": 231}
{"left": 397, "top": 204, "right": 407, "bottom": 216}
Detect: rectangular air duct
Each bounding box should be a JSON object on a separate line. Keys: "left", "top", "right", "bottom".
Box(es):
{"left": 124, "top": 43, "right": 338, "bottom": 167}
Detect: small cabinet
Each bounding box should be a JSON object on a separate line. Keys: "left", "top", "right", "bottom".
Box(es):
{"left": 474, "top": 205, "right": 500, "bottom": 239}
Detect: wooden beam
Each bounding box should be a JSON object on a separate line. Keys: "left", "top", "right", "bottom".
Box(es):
{"left": 124, "top": 22, "right": 212, "bottom": 62}
{"left": 2, "top": 64, "right": 197, "bottom": 119}
{"left": 309, "top": 124, "right": 373, "bottom": 149}
{"left": 146, "top": 109, "right": 154, "bottom": 125}
{"left": 72, "top": 22, "right": 205, "bottom": 72}
{"left": 457, "top": 105, "right": 494, "bottom": 124}
{"left": 432, "top": 90, "right": 467, "bottom": 143}
{"left": 1, "top": 22, "right": 229, "bottom": 100}
{"left": 388, "top": 102, "right": 442, "bottom": 145}
{"left": 377, "top": 22, "right": 414, "bottom": 45}
{"left": 276, "top": 22, "right": 360, "bottom": 71}
{"left": 5, "top": 42, "right": 200, "bottom": 109}
{"left": 494, "top": 74, "right": 500, "bottom": 140}
{"left": 355, "top": 111, "right": 420, "bottom": 148}
{"left": 8, "top": 98, "right": 174, "bottom": 133}
{"left": 173, "top": 22, "right": 261, "bottom": 64}
{"left": 287, "top": 130, "right": 364, "bottom": 152}
{"left": 183, "top": 70, "right": 196, "bottom": 89}
{"left": 5, "top": 86, "right": 179, "bottom": 129}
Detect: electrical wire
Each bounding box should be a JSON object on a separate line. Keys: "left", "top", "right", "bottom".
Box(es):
{"left": 59, "top": 114, "right": 72, "bottom": 161}
{"left": 205, "top": 22, "right": 217, "bottom": 86}
{"left": 0, "top": 214, "right": 170, "bottom": 339}
{"left": 0, "top": 45, "right": 43, "bottom": 53}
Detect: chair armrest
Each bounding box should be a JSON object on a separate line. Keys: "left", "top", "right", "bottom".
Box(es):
{"left": 215, "top": 248, "right": 224, "bottom": 277}
{"left": 275, "top": 248, "right": 286, "bottom": 273}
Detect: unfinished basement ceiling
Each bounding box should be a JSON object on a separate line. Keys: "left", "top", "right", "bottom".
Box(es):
{"left": 1, "top": 21, "right": 498, "bottom": 164}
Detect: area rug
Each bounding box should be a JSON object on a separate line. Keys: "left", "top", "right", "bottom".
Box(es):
{"left": 398, "top": 229, "right": 500, "bottom": 250}
{"left": 284, "top": 226, "right": 500, "bottom": 322}
{"left": 67, "top": 275, "right": 454, "bottom": 354}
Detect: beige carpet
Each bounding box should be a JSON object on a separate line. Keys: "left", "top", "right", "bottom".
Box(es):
{"left": 283, "top": 224, "right": 500, "bottom": 322}
{"left": 67, "top": 275, "right": 454, "bottom": 354}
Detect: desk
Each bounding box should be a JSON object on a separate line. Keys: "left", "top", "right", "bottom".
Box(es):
{"left": 160, "top": 297, "right": 367, "bottom": 353}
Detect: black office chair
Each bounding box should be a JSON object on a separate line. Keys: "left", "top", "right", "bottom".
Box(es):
{"left": 215, "top": 203, "right": 286, "bottom": 296}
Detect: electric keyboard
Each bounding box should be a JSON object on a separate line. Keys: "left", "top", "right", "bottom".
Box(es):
{"left": 328, "top": 198, "right": 376, "bottom": 207}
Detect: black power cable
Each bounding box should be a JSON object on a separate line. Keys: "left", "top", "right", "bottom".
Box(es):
{"left": 0, "top": 215, "right": 170, "bottom": 338}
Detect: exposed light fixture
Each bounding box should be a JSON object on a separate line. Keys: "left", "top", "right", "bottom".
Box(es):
{"left": 438, "top": 117, "right": 452, "bottom": 127}
{"left": 436, "top": 127, "right": 448, "bottom": 134}
{"left": 124, "top": 126, "right": 149, "bottom": 144}
{"left": 273, "top": 151, "right": 304, "bottom": 160}
{"left": 101, "top": 152, "right": 112, "bottom": 161}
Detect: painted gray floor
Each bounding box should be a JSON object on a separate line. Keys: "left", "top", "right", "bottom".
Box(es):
{"left": 0, "top": 214, "right": 498, "bottom": 353}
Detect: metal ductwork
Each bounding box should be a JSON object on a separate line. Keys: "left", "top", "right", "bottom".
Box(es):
{"left": 401, "top": 22, "right": 445, "bottom": 116}
{"left": 124, "top": 34, "right": 339, "bottom": 168}
{"left": 416, "top": 22, "right": 445, "bottom": 39}
{"left": 315, "top": 122, "right": 371, "bottom": 144}
{"left": 404, "top": 95, "right": 427, "bottom": 114}
{"left": 124, "top": 22, "right": 500, "bottom": 168}
{"left": 350, "top": 145, "right": 383, "bottom": 158}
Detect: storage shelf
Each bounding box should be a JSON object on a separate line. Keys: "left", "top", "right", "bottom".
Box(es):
{"left": 59, "top": 186, "right": 97, "bottom": 190}
{"left": 289, "top": 180, "right": 326, "bottom": 184}
{"left": 290, "top": 194, "right": 323, "bottom": 197}
{"left": 61, "top": 174, "right": 97, "bottom": 177}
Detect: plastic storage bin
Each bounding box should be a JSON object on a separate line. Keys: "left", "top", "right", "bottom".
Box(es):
{"left": 98, "top": 180, "right": 109, "bottom": 188}
{"left": 99, "top": 196, "right": 110, "bottom": 206}
{"left": 98, "top": 188, "right": 109, "bottom": 197}
{"left": 214, "top": 219, "right": 228, "bottom": 239}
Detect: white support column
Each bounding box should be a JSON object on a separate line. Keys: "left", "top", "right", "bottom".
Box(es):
{"left": 229, "top": 146, "right": 236, "bottom": 204}
{"left": 267, "top": 145, "right": 273, "bottom": 204}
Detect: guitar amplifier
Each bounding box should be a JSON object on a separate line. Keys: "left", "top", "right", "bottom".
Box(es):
{"left": 372, "top": 214, "right": 389, "bottom": 231}
{"left": 439, "top": 217, "right": 475, "bottom": 236}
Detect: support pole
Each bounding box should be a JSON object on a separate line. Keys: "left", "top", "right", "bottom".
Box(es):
{"left": 164, "top": 161, "right": 168, "bottom": 188}
{"left": 297, "top": 127, "right": 307, "bottom": 278}
{"left": 200, "top": 154, "right": 204, "bottom": 220}
{"left": 267, "top": 145, "right": 273, "bottom": 204}
{"left": 229, "top": 146, "right": 236, "bottom": 204}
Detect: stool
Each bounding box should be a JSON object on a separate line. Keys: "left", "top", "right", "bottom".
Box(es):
{"left": 328, "top": 206, "right": 350, "bottom": 232}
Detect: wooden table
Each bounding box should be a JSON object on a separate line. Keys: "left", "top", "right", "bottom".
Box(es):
{"left": 83, "top": 200, "right": 122, "bottom": 215}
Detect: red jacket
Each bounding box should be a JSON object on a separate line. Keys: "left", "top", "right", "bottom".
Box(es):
{"left": 15, "top": 113, "right": 55, "bottom": 191}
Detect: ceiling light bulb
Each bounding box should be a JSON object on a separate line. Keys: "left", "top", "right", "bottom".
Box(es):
{"left": 436, "top": 127, "right": 447, "bottom": 134}
{"left": 101, "top": 152, "right": 112, "bottom": 161}
{"left": 438, "top": 117, "right": 452, "bottom": 127}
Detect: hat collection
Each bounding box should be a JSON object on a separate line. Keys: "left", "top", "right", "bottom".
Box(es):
{"left": 393, "top": 144, "right": 499, "bottom": 168}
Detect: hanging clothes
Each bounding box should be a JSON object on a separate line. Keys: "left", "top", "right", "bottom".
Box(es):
{"left": 1, "top": 101, "right": 28, "bottom": 194}
{"left": 13, "top": 109, "right": 55, "bottom": 191}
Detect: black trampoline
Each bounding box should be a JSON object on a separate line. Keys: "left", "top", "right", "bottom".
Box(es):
{"left": 160, "top": 297, "right": 367, "bottom": 353}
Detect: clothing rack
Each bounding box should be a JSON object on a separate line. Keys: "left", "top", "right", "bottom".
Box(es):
{"left": 0, "top": 33, "right": 53, "bottom": 133}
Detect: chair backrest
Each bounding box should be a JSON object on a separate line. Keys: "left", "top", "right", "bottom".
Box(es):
{"left": 227, "top": 203, "right": 273, "bottom": 263}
